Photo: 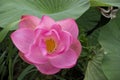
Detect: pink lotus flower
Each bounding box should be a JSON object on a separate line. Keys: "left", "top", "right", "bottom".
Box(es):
{"left": 11, "top": 15, "right": 82, "bottom": 75}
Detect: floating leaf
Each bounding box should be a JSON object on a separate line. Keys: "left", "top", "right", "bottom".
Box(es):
{"left": 99, "top": 11, "right": 120, "bottom": 80}
{"left": 90, "top": 0, "right": 120, "bottom": 7}
{"left": 84, "top": 50, "right": 107, "bottom": 80}
{"left": 0, "top": 0, "right": 90, "bottom": 29}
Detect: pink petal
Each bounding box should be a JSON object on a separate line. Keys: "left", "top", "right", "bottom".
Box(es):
{"left": 44, "top": 25, "right": 72, "bottom": 55}
{"left": 39, "top": 15, "right": 55, "bottom": 29}
{"left": 57, "top": 31, "right": 72, "bottom": 53}
{"left": 71, "top": 38, "right": 82, "bottom": 57}
{"left": 50, "top": 24, "right": 62, "bottom": 40}
{"left": 35, "top": 62, "right": 61, "bottom": 75}
{"left": 57, "top": 19, "right": 79, "bottom": 38}
{"left": 26, "top": 44, "right": 48, "bottom": 64}
{"left": 19, "top": 15, "right": 41, "bottom": 30}
{"left": 10, "top": 28, "right": 34, "bottom": 54}
{"left": 50, "top": 49, "right": 78, "bottom": 68}
{"left": 18, "top": 52, "right": 33, "bottom": 64}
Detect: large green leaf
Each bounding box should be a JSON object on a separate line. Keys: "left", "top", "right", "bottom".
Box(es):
{"left": 76, "top": 7, "right": 101, "bottom": 31}
{"left": 99, "top": 11, "right": 120, "bottom": 80}
{"left": 84, "top": 51, "right": 108, "bottom": 80}
{"left": 76, "top": 8, "right": 101, "bottom": 46}
{"left": 90, "top": 0, "right": 120, "bottom": 7}
{"left": 0, "top": 0, "right": 90, "bottom": 29}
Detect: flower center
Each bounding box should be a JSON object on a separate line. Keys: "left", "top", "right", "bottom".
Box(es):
{"left": 45, "top": 38, "right": 56, "bottom": 53}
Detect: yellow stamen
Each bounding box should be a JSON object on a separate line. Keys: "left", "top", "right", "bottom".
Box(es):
{"left": 45, "top": 38, "right": 56, "bottom": 53}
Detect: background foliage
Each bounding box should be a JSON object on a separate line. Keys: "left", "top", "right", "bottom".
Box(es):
{"left": 0, "top": 0, "right": 120, "bottom": 80}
